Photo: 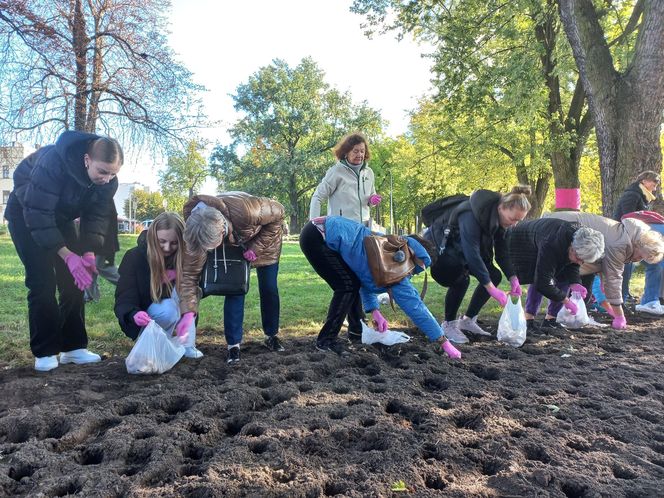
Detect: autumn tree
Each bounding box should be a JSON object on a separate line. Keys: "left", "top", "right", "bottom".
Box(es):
{"left": 159, "top": 140, "right": 209, "bottom": 214}
{"left": 0, "top": 0, "right": 205, "bottom": 146}
{"left": 123, "top": 189, "right": 165, "bottom": 221}
{"left": 559, "top": 0, "right": 664, "bottom": 215}
{"left": 211, "top": 57, "right": 383, "bottom": 232}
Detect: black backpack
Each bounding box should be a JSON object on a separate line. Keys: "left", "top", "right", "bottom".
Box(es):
{"left": 421, "top": 194, "right": 469, "bottom": 228}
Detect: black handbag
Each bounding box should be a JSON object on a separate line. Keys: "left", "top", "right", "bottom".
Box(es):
{"left": 199, "top": 243, "right": 250, "bottom": 298}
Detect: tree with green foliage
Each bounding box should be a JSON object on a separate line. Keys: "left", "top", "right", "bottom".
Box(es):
{"left": 123, "top": 189, "right": 166, "bottom": 222}
{"left": 559, "top": 0, "right": 664, "bottom": 215}
{"left": 159, "top": 140, "right": 209, "bottom": 214}
{"left": 211, "top": 57, "right": 383, "bottom": 232}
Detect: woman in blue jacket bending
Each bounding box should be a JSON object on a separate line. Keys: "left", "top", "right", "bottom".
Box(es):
{"left": 299, "top": 216, "right": 461, "bottom": 359}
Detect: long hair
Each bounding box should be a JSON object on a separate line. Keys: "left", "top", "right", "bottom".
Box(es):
{"left": 146, "top": 212, "right": 185, "bottom": 302}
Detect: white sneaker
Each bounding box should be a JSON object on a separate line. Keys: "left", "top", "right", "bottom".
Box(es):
{"left": 442, "top": 320, "right": 469, "bottom": 344}
{"left": 34, "top": 355, "right": 58, "bottom": 372}
{"left": 59, "top": 348, "right": 101, "bottom": 364}
{"left": 458, "top": 315, "right": 492, "bottom": 336}
{"left": 184, "top": 346, "right": 204, "bottom": 359}
{"left": 635, "top": 300, "right": 664, "bottom": 316}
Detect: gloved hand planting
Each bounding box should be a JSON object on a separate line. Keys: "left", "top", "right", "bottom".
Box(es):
{"left": 487, "top": 285, "right": 508, "bottom": 307}
{"left": 133, "top": 311, "right": 151, "bottom": 327}
{"left": 569, "top": 283, "right": 587, "bottom": 299}
{"left": 371, "top": 309, "right": 388, "bottom": 332}
{"left": 369, "top": 194, "right": 382, "bottom": 207}
{"left": 65, "top": 254, "right": 94, "bottom": 290}
{"left": 243, "top": 249, "right": 257, "bottom": 262}
{"left": 81, "top": 252, "right": 98, "bottom": 274}
{"left": 509, "top": 276, "right": 522, "bottom": 297}
{"left": 563, "top": 299, "right": 578, "bottom": 315}
{"left": 441, "top": 339, "right": 462, "bottom": 359}
{"left": 164, "top": 269, "right": 177, "bottom": 283}
{"left": 175, "top": 312, "right": 195, "bottom": 343}
{"left": 612, "top": 315, "right": 627, "bottom": 329}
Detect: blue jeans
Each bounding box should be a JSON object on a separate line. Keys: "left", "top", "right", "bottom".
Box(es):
{"left": 223, "top": 263, "right": 280, "bottom": 345}
{"left": 641, "top": 224, "right": 664, "bottom": 304}
{"left": 622, "top": 263, "right": 634, "bottom": 300}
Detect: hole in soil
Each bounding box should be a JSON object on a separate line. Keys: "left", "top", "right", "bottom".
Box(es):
{"left": 612, "top": 465, "right": 638, "bottom": 480}
{"left": 329, "top": 409, "right": 347, "bottom": 420}
{"left": 332, "top": 385, "right": 351, "bottom": 394}
{"left": 8, "top": 463, "right": 35, "bottom": 481}
{"left": 323, "top": 481, "right": 348, "bottom": 496}
{"left": 363, "top": 364, "right": 381, "bottom": 376}
{"left": 188, "top": 421, "right": 210, "bottom": 435}
{"left": 650, "top": 457, "right": 664, "bottom": 468}
{"left": 122, "top": 465, "right": 141, "bottom": 477}
{"left": 561, "top": 481, "right": 588, "bottom": 498}
{"left": 502, "top": 390, "right": 517, "bottom": 400}
{"left": 52, "top": 479, "right": 82, "bottom": 496}
{"left": 117, "top": 401, "right": 140, "bottom": 416}
{"left": 462, "top": 440, "right": 479, "bottom": 449}
{"left": 481, "top": 458, "right": 502, "bottom": 476}
{"left": 420, "top": 442, "right": 442, "bottom": 460}
{"left": 248, "top": 439, "right": 270, "bottom": 454}
{"left": 421, "top": 376, "right": 449, "bottom": 392}
{"left": 360, "top": 432, "right": 390, "bottom": 451}
{"left": 184, "top": 444, "right": 207, "bottom": 461}
{"left": 370, "top": 376, "right": 387, "bottom": 384}
{"left": 225, "top": 415, "right": 251, "bottom": 436}
{"left": 44, "top": 417, "right": 72, "bottom": 439}
{"left": 257, "top": 376, "right": 275, "bottom": 388}
{"left": 244, "top": 424, "right": 266, "bottom": 437}
{"left": 469, "top": 365, "right": 500, "bottom": 381}
{"left": 510, "top": 430, "right": 525, "bottom": 438}
{"left": 298, "top": 383, "right": 313, "bottom": 393}
{"left": 180, "top": 464, "right": 205, "bottom": 477}
{"left": 453, "top": 412, "right": 484, "bottom": 430}
{"left": 567, "top": 439, "right": 590, "bottom": 452}
{"left": 424, "top": 473, "right": 447, "bottom": 490}
{"left": 79, "top": 446, "right": 104, "bottom": 465}
{"left": 281, "top": 356, "right": 299, "bottom": 366}
{"left": 524, "top": 445, "right": 551, "bottom": 463}
{"left": 125, "top": 445, "right": 152, "bottom": 465}
{"left": 385, "top": 399, "right": 427, "bottom": 424}
{"left": 361, "top": 418, "right": 376, "bottom": 427}
{"left": 347, "top": 398, "right": 363, "bottom": 406}
{"left": 161, "top": 396, "right": 192, "bottom": 415}
{"left": 368, "top": 385, "right": 386, "bottom": 394}
{"left": 523, "top": 420, "right": 542, "bottom": 429}
{"left": 272, "top": 469, "right": 294, "bottom": 483}
{"left": 632, "top": 385, "right": 650, "bottom": 396}
{"left": 285, "top": 371, "right": 305, "bottom": 381}
{"left": 8, "top": 423, "right": 31, "bottom": 443}
{"left": 134, "top": 429, "right": 155, "bottom": 440}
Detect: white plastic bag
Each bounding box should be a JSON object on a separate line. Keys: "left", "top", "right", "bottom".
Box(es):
{"left": 361, "top": 321, "right": 411, "bottom": 345}
{"left": 556, "top": 291, "right": 590, "bottom": 328}
{"left": 125, "top": 320, "right": 185, "bottom": 374}
{"left": 497, "top": 297, "right": 527, "bottom": 348}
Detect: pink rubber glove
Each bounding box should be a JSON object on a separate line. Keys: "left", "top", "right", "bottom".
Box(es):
{"left": 509, "top": 276, "right": 522, "bottom": 297}
{"left": 243, "top": 249, "right": 257, "bottom": 262}
{"left": 612, "top": 315, "right": 627, "bottom": 329}
{"left": 133, "top": 311, "right": 151, "bottom": 327}
{"left": 441, "top": 339, "right": 461, "bottom": 359}
{"left": 164, "top": 269, "right": 177, "bottom": 283}
{"left": 369, "top": 194, "right": 382, "bottom": 207}
{"left": 487, "top": 285, "right": 508, "bottom": 307}
{"left": 372, "top": 309, "right": 388, "bottom": 332}
{"left": 81, "top": 252, "right": 98, "bottom": 275}
{"left": 569, "top": 283, "right": 587, "bottom": 299}
{"left": 175, "top": 312, "right": 195, "bottom": 343}
{"left": 563, "top": 299, "right": 578, "bottom": 315}
{"left": 65, "top": 254, "right": 93, "bottom": 290}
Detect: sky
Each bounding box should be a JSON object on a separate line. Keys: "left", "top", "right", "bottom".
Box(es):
{"left": 117, "top": 0, "right": 435, "bottom": 190}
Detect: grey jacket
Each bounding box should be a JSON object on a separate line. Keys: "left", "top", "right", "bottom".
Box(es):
{"left": 309, "top": 160, "right": 376, "bottom": 224}
{"left": 545, "top": 211, "right": 650, "bottom": 305}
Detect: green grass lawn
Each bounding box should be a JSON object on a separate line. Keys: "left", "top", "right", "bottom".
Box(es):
{"left": 0, "top": 232, "right": 644, "bottom": 367}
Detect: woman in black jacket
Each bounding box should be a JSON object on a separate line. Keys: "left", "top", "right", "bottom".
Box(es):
{"left": 115, "top": 212, "right": 202, "bottom": 358}
{"left": 426, "top": 186, "right": 531, "bottom": 344}
{"left": 507, "top": 218, "right": 605, "bottom": 331}
{"left": 613, "top": 170, "right": 660, "bottom": 302}
{"left": 5, "top": 131, "right": 123, "bottom": 372}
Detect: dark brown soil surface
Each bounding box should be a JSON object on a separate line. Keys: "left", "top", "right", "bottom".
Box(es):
{"left": 1, "top": 311, "right": 664, "bottom": 497}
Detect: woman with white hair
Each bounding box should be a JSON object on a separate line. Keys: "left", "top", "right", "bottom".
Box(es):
{"left": 176, "top": 192, "right": 285, "bottom": 364}
{"left": 541, "top": 211, "right": 664, "bottom": 329}
{"left": 505, "top": 218, "right": 605, "bottom": 332}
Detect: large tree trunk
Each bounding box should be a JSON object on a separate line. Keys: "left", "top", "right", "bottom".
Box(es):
{"left": 288, "top": 172, "right": 300, "bottom": 234}
{"left": 559, "top": 0, "right": 664, "bottom": 216}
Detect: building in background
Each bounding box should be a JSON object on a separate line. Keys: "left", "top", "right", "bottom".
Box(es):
{"left": 114, "top": 182, "right": 150, "bottom": 232}
{"left": 0, "top": 143, "right": 26, "bottom": 222}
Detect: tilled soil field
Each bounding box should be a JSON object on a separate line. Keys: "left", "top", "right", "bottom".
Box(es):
{"left": 1, "top": 312, "right": 664, "bottom": 497}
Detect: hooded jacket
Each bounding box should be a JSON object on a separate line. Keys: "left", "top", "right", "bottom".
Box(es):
{"left": 546, "top": 211, "right": 650, "bottom": 305}
{"left": 323, "top": 216, "right": 442, "bottom": 342}
{"left": 5, "top": 131, "right": 118, "bottom": 253}
{"left": 613, "top": 181, "right": 649, "bottom": 221}
{"left": 309, "top": 160, "right": 376, "bottom": 224}
{"left": 179, "top": 192, "right": 284, "bottom": 314}
{"left": 114, "top": 231, "right": 165, "bottom": 340}
{"left": 506, "top": 218, "right": 582, "bottom": 302}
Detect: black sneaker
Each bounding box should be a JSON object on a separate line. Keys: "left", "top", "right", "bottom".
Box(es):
{"left": 347, "top": 331, "right": 362, "bottom": 344}
{"left": 526, "top": 319, "right": 540, "bottom": 334}
{"left": 264, "top": 335, "right": 285, "bottom": 352}
{"left": 227, "top": 346, "right": 240, "bottom": 364}
{"left": 316, "top": 341, "right": 351, "bottom": 358}
{"left": 539, "top": 318, "right": 567, "bottom": 335}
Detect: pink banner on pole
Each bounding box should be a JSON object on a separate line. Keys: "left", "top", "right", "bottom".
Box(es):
{"left": 555, "top": 188, "right": 581, "bottom": 210}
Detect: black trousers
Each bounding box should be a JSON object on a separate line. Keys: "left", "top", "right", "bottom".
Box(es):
{"left": 430, "top": 248, "right": 502, "bottom": 322}
{"left": 299, "top": 222, "right": 364, "bottom": 344}
{"left": 8, "top": 216, "right": 87, "bottom": 357}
